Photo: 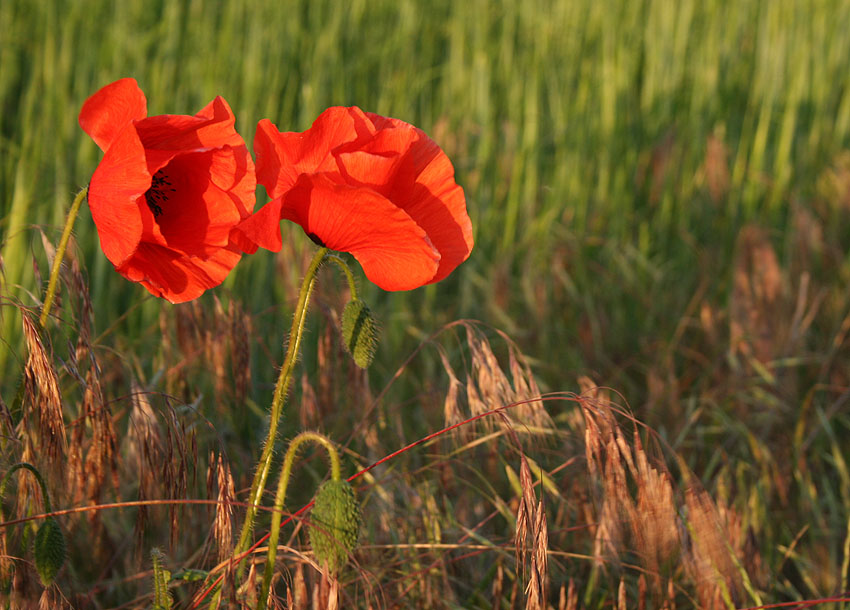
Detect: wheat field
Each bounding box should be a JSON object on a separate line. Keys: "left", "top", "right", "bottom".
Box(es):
{"left": 2, "top": 0, "right": 850, "bottom": 607}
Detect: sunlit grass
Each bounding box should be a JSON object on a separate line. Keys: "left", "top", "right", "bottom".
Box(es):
{"left": 2, "top": 0, "right": 850, "bottom": 607}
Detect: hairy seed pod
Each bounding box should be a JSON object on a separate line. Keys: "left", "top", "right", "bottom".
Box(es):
{"left": 341, "top": 300, "right": 377, "bottom": 369}
{"left": 34, "top": 517, "right": 66, "bottom": 586}
{"left": 309, "top": 479, "right": 361, "bottom": 574}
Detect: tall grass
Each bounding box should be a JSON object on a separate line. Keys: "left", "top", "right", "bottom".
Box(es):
{"left": 3, "top": 0, "right": 850, "bottom": 607}
{"left": 3, "top": 0, "right": 850, "bottom": 377}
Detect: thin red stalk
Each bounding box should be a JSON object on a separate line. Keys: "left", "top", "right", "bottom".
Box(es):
{"left": 739, "top": 593, "right": 850, "bottom": 610}
{"left": 738, "top": 599, "right": 850, "bottom": 610}
{"left": 191, "top": 395, "right": 580, "bottom": 607}
{"left": 0, "top": 498, "right": 231, "bottom": 529}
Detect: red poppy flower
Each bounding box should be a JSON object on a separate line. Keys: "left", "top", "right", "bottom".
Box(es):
{"left": 232, "top": 107, "right": 473, "bottom": 291}
{"left": 79, "top": 78, "right": 256, "bottom": 303}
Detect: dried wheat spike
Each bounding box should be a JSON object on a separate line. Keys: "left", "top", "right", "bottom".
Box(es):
{"left": 22, "top": 314, "right": 67, "bottom": 471}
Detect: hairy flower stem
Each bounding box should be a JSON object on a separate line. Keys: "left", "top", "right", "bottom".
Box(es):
{"left": 0, "top": 462, "right": 53, "bottom": 534}
{"left": 325, "top": 254, "right": 359, "bottom": 301}
{"left": 232, "top": 247, "right": 329, "bottom": 582}
{"left": 257, "top": 432, "right": 341, "bottom": 610}
{"left": 40, "top": 187, "right": 88, "bottom": 327}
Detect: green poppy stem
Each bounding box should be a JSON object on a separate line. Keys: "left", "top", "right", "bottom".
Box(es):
{"left": 40, "top": 187, "right": 87, "bottom": 327}
{"left": 0, "top": 462, "right": 53, "bottom": 515}
{"left": 324, "top": 254, "right": 359, "bottom": 302}
{"left": 257, "top": 431, "right": 340, "bottom": 610}
{"left": 232, "top": 246, "right": 329, "bottom": 582}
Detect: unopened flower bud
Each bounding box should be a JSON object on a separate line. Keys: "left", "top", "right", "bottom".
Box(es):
{"left": 341, "top": 299, "right": 378, "bottom": 369}
{"left": 34, "top": 517, "right": 66, "bottom": 586}
{"left": 309, "top": 479, "right": 361, "bottom": 574}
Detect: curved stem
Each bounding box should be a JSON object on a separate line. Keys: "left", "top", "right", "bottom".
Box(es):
{"left": 232, "top": 247, "right": 329, "bottom": 582}
{"left": 325, "top": 254, "right": 358, "bottom": 302}
{"left": 258, "top": 432, "right": 340, "bottom": 610}
{"left": 0, "top": 463, "right": 53, "bottom": 529}
{"left": 40, "top": 187, "right": 87, "bottom": 327}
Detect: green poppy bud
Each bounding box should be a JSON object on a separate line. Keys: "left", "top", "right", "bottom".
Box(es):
{"left": 341, "top": 299, "right": 378, "bottom": 369}
{"left": 309, "top": 479, "right": 361, "bottom": 574}
{"left": 34, "top": 517, "right": 65, "bottom": 587}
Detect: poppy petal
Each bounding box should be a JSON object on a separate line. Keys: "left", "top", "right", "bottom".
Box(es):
{"left": 282, "top": 174, "right": 440, "bottom": 291}
{"left": 245, "top": 107, "right": 473, "bottom": 289}
{"left": 148, "top": 145, "right": 256, "bottom": 255}
{"left": 231, "top": 198, "right": 286, "bottom": 253}
{"left": 254, "top": 108, "right": 376, "bottom": 199}
{"left": 79, "top": 78, "right": 147, "bottom": 152}
{"left": 135, "top": 97, "right": 246, "bottom": 174}
{"left": 360, "top": 113, "right": 473, "bottom": 283}
{"left": 119, "top": 242, "right": 243, "bottom": 304}
{"left": 389, "top": 141, "right": 473, "bottom": 284}
{"left": 86, "top": 125, "right": 150, "bottom": 267}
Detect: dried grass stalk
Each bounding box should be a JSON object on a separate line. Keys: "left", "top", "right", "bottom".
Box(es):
{"left": 22, "top": 314, "right": 67, "bottom": 471}
{"left": 515, "top": 454, "right": 549, "bottom": 610}
{"left": 211, "top": 452, "right": 235, "bottom": 564}
{"left": 82, "top": 366, "right": 118, "bottom": 506}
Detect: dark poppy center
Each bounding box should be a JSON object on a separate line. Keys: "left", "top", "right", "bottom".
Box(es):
{"left": 144, "top": 169, "right": 175, "bottom": 218}
{"left": 307, "top": 232, "right": 326, "bottom": 247}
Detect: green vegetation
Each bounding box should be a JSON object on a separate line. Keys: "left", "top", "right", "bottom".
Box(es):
{"left": 2, "top": 0, "right": 850, "bottom": 607}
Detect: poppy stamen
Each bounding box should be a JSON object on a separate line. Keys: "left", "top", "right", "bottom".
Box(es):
{"left": 144, "top": 170, "right": 176, "bottom": 218}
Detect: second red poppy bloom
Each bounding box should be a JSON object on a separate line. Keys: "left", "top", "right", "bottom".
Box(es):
{"left": 233, "top": 107, "right": 474, "bottom": 291}
{"left": 79, "top": 78, "right": 256, "bottom": 303}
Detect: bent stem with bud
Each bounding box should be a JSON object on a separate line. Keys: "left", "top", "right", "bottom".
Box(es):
{"left": 232, "top": 246, "right": 330, "bottom": 578}
{"left": 0, "top": 463, "right": 66, "bottom": 588}
{"left": 257, "top": 431, "right": 343, "bottom": 610}
{"left": 223, "top": 246, "right": 374, "bottom": 607}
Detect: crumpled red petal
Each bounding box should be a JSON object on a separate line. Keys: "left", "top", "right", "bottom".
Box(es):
{"left": 281, "top": 174, "right": 440, "bottom": 291}
{"left": 85, "top": 124, "right": 150, "bottom": 267}
{"left": 79, "top": 78, "right": 147, "bottom": 152}
{"left": 135, "top": 97, "right": 247, "bottom": 170}
{"left": 118, "top": 242, "right": 243, "bottom": 304}
{"left": 242, "top": 107, "right": 473, "bottom": 290}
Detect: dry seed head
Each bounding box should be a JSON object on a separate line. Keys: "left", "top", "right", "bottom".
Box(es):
{"left": 211, "top": 452, "right": 235, "bottom": 563}
{"left": 22, "top": 314, "right": 67, "bottom": 468}
{"left": 436, "top": 347, "right": 465, "bottom": 432}
{"left": 514, "top": 455, "right": 549, "bottom": 609}
{"left": 34, "top": 517, "right": 66, "bottom": 587}
{"left": 82, "top": 367, "right": 119, "bottom": 507}
{"left": 466, "top": 326, "right": 513, "bottom": 409}
{"left": 683, "top": 488, "right": 744, "bottom": 607}
{"left": 341, "top": 299, "right": 378, "bottom": 369}
{"left": 309, "top": 479, "right": 361, "bottom": 574}
{"left": 508, "top": 348, "right": 552, "bottom": 430}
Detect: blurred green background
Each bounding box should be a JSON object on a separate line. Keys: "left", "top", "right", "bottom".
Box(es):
{"left": 5, "top": 0, "right": 850, "bottom": 605}
{"left": 3, "top": 0, "right": 850, "bottom": 415}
